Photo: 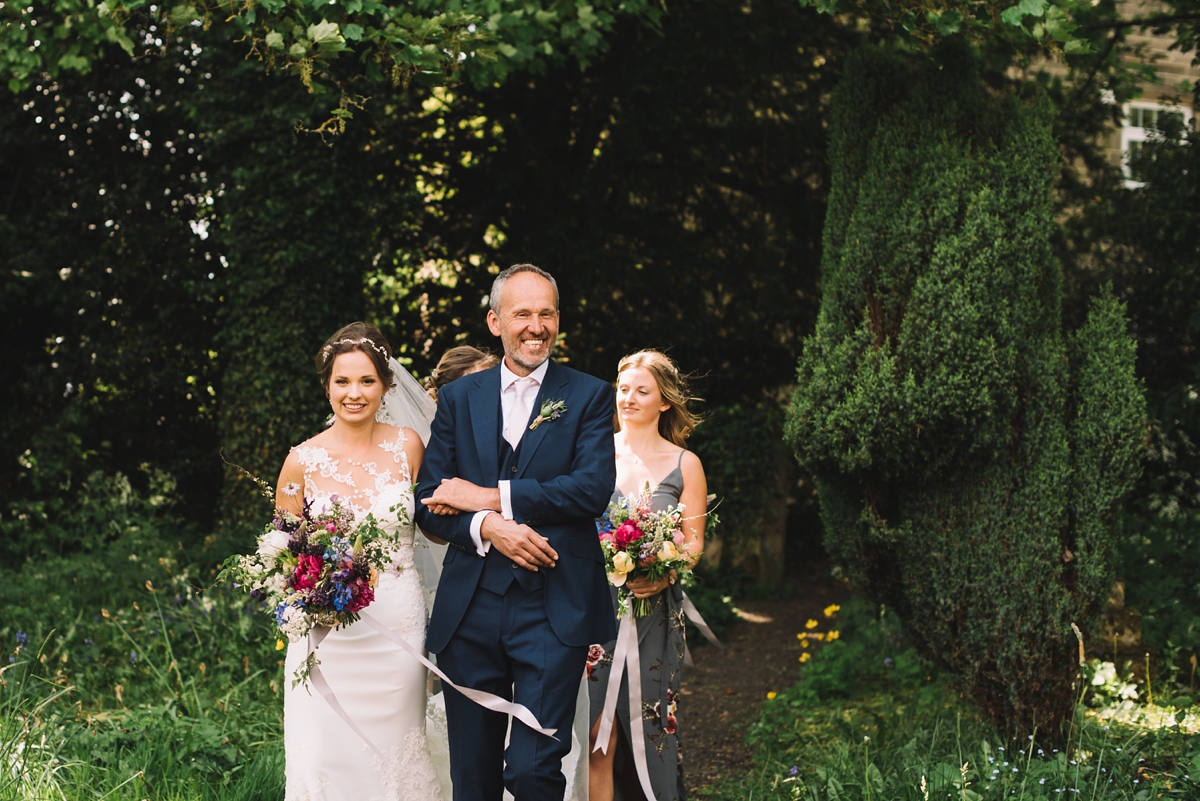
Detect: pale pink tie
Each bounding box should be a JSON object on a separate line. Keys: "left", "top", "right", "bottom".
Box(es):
{"left": 505, "top": 378, "right": 538, "bottom": 449}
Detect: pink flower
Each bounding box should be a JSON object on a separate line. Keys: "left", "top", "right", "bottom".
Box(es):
{"left": 346, "top": 579, "right": 374, "bottom": 613}
{"left": 585, "top": 644, "right": 605, "bottom": 679}
{"left": 672, "top": 531, "right": 684, "bottom": 545}
{"left": 294, "top": 554, "right": 323, "bottom": 590}
{"left": 326, "top": 522, "right": 338, "bottom": 533}
{"left": 614, "top": 521, "right": 643, "bottom": 549}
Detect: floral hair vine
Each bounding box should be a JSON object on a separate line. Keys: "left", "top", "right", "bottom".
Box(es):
{"left": 322, "top": 337, "right": 388, "bottom": 362}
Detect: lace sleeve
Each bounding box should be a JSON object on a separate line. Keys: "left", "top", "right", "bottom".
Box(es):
{"left": 380, "top": 428, "right": 412, "bottom": 484}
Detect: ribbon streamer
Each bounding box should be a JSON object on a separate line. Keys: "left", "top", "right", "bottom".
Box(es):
{"left": 306, "top": 626, "right": 388, "bottom": 762}
{"left": 680, "top": 589, "right": 723, "bottom": 667}
{"left": 592, "top": 605, "right": 657, "bottom": 801}
{"left": 358, "top": 612, "right": 557, "bottom": 738}
{"left": 302, "top": 611, "right": 558, "bottom": 765}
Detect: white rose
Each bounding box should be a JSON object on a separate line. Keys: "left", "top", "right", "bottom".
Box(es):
{"left": 612, "top": 551, "right": 635, "bottom": 575}
{"left": 658, "top": 541, "right": 679, "bottom": 562}
{"left": 257, "top": 529, "right": 290, "bottom": 557}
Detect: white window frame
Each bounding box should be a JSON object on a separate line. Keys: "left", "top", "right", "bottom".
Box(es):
{"left": 1121, "top": 101, "right": 1194, "bottom": 187}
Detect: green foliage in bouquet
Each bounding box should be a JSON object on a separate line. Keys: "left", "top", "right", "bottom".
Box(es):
{"left": 785, "top": 41, "right": 1146, "bottom": 740}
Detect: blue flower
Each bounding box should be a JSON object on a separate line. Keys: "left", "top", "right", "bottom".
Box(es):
{"left": 129, "top": 651, "right": 137, "bottom": 664}
{"left": 15, "top": 630, "right": 28, "bottom": 647}
{"left": 883, "top": 657, "right": 894, "bottom": 668}
{"left": 789, "top": 766, "right": 800, "bottom": 777}
{"left": 84, "top": 638, "right": 94, "bottom": 647}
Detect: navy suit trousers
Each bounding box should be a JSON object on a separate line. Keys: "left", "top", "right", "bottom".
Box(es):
{"left": 437, "top": 580, "right": 587, "bottom": 801}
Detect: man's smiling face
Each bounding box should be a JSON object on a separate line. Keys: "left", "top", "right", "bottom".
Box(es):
{"left": 487, "top": 271, "right": 559, "bottom": 376}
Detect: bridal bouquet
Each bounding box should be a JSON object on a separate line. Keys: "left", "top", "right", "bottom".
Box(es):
{"left": 597, "top": 488, "right": 694, "bottom": 617}
{"left": 219, "top": 491, "right": 402, "bottom": 681}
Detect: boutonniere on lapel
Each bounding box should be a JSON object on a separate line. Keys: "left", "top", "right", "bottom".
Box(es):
{"left": 529, "top": 399, "right": 568, "bottom": 431}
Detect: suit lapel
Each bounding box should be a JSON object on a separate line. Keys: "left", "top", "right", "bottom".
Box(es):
{"left": 468, "top": 367, "right": 501, "bottom": 481}
{"left": 516, "top": 361, "right": 572, "bottom": 477}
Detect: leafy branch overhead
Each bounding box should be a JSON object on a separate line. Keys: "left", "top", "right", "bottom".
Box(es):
{"left": 1, "top": 0, "right": 663, "bottom": 95}
{"left": 797, "top": 0, "right": 1200, "bottom": 59}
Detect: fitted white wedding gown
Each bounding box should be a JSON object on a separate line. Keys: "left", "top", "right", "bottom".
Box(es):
{"left": 283, "top": 427, "right": 446, "bottom": 801}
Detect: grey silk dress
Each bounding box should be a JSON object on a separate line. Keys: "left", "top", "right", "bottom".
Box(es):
{"left": 588, "top": 453, "right": 689, "bottom": 801}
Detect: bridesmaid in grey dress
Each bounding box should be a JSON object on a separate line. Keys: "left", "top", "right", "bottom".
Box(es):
{"left": 588, "top": 350, "right": 708, "bottom": 801}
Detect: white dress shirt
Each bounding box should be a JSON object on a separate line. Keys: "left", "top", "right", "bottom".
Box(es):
{"left": 468, "top": 359, "right": 549, "bottom": 555}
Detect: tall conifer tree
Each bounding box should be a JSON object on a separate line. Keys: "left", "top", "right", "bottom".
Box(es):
{"left": 786, "top": 42, "right": 1146, "bottom": 736}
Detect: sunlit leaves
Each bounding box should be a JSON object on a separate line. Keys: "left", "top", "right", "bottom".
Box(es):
{"left": 2, "top": 0, "right": 664, "bottom": 99}
{"left": 794, "top": 0, "right": 1096, "bottom": 56}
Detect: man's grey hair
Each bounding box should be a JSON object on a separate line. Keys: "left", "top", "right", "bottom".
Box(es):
{"left": 489, "top": 263, "right": 560, "bottom": 314}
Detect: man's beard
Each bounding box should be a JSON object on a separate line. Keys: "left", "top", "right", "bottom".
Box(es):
{"left": 503, "top": 332, "right": 554, "bottom": 371}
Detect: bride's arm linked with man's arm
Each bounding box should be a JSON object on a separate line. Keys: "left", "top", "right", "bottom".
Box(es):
{"left": 418, "top": 373, "right": 615, "bottom": 562}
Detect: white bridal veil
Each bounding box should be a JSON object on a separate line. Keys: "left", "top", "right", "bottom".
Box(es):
{"left": 376, "top": 358, "right": 590, "bottom": 801}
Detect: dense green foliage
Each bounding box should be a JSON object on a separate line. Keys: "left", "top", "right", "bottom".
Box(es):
{"left": 1061, "top": 124, "right": 1200, "bottom": 664}
{"left": 3, "top": 0, "right": 846, "bottom": 541}
{"left": 1, "top": 0, "right": 665, "bottom": 108}
{"left": 785, "top": 42, "right": 1146, "bottom": 739}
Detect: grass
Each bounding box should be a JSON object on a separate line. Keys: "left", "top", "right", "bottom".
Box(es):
{"left": 1, "top": 575, "right": 285, "bottom": 800}
{"left": 696, "top": 598, "right": 1200, "bottom": 801}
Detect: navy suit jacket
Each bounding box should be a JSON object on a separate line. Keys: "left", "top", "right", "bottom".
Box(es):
{"left": 415, "top": 360, "right": 619, "bottom": 654}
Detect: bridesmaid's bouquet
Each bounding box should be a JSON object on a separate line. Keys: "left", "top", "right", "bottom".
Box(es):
{"left": 219, "top": 490, "right": 403, "bottom": 674}
{"left": 597, "top": 487, "right": 694, "bottom": 617}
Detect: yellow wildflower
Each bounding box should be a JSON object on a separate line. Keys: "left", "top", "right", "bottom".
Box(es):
{"left": 826, "top": 630, "right": 840, "bottom": 641}
{"left": 800, "top": 639, "right": 810, "bottom": 648}
{"left": 767, "top": 691, "right": 777, "bottom": 700}
{"left": 805, "top": 619, "right": 818, "bottom": 630}
{"left": 823, "top": 604, "right": 841, "bottom": 618}
{"left": 809, "top": 632, "right": 825, "bottom": 641}
{"left": 276, "top": 639, "right": 286, "bottom": 651}
{"left": 799, "top": 652, "right": 811, "bottom": 663}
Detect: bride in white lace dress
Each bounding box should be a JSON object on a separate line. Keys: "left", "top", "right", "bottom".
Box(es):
{"left": 274, "top": 323, "right": 446, "bottom": 801}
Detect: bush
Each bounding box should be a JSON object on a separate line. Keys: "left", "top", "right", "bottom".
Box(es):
{"left": 784, "top": 42, "right": 1145, "bottom": 740}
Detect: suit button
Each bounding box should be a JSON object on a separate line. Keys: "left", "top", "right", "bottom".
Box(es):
{"left": 511, "top": 562, "right": 520, "bottom": 569}
{"left": 511, "top": 465, "right": 518, "bottom": 473}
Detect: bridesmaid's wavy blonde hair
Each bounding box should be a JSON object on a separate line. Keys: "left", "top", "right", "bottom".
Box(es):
{"left": 615, "top": 350, "right": 701, "bottom": 447}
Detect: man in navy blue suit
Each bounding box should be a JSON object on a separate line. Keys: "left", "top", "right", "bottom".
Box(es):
{"left": 415, "top": 264, "right": 617, "bottom": 801}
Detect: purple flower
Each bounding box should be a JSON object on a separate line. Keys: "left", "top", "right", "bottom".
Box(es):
{"left": 884, "top": 657, "right": 894, "bottom": 668}
{"left": 129, "top": 651, "right": 137, "bottom": 664}
{"left": 789, "top": 766, "right": 800, "bottom": 777}
{"left": 84, "top": 638, "right": 94, "bottom": 647}
{"left": 15, "top": 630, "right": 29, "bottom": 648}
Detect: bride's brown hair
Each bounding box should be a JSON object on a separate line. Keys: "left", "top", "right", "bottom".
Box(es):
{"left": 615, "top": 350, "right": 701, "bottom": 447}
{"left": 316, "top": 322, "right": 395, "bottom": 396}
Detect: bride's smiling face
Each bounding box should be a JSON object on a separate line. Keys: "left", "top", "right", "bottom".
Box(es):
{"left": 616, "top": 366, "right": 670, "bottom": 428}
{"left": 328, "top": 350, "right": 385, "bottom": 425}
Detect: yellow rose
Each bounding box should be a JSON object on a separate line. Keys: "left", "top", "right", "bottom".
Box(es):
{"left": 658, "top": 541, "right": 679, "bottom": 562}
{"left": 608, "top": 570, "right": 629, "bottom": 587}
{"left": 612, "top": 551, "right": 635, "bottom": 575}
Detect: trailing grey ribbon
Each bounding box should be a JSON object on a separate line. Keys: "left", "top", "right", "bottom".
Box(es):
{"left": 680, "top": 589, "right": 723, "bottom": 668}
{"left": 306, "top": 626, "right": 388, "bottom": 762}
{"left": 592, "top": 605, "right": 657, "bottom": 801}
{"left": 304, "top": 612, "right": 558, "bottom": 763}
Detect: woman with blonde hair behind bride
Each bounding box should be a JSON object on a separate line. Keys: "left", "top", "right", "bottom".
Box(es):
{"left": 588, "top": 349, "right": 707, "bottom": 801}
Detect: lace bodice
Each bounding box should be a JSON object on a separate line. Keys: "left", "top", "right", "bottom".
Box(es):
{"left": 292, "top": 427, "right": 417, "bottom": 568}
